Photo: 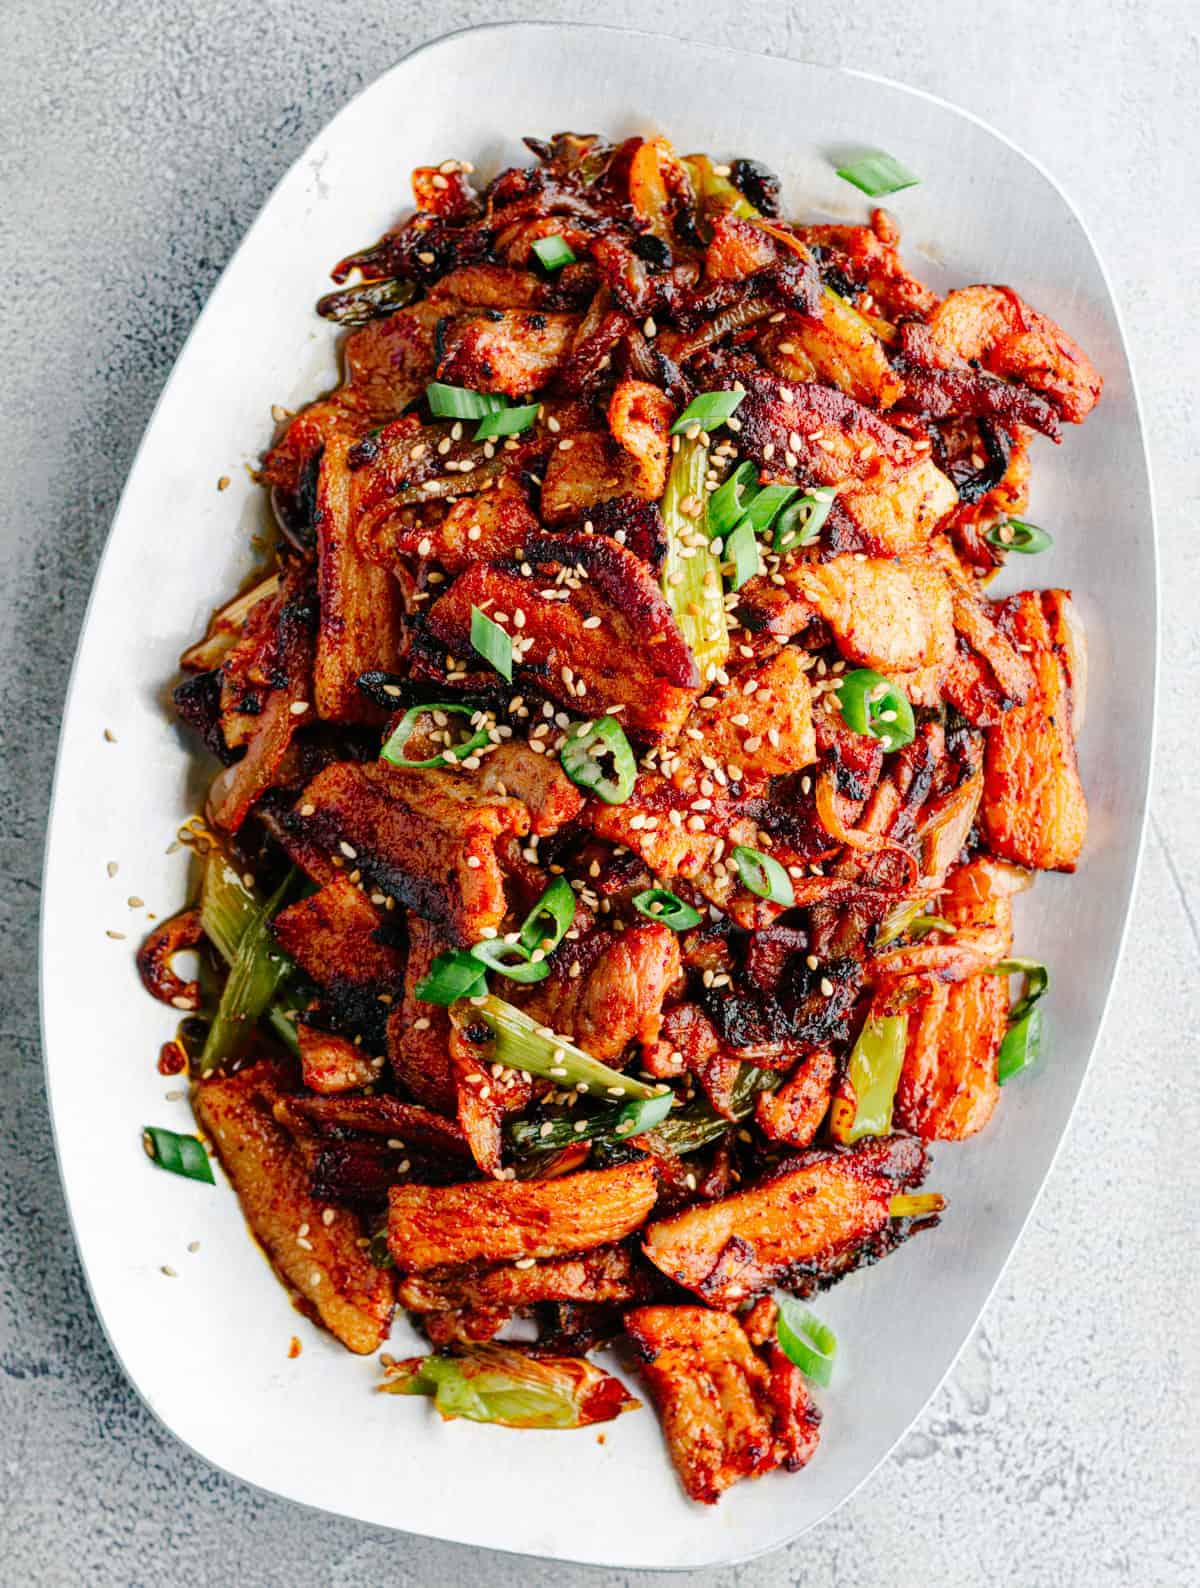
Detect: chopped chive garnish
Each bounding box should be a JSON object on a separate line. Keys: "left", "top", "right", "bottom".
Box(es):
{"left": 773, "top": 486, "right": 837, "bottom": 552}
{"left": 995, "top": 958, "right": 1050, "bottom": 1083}
{"left": 380, "top": 703, "right": 490, "bottom": 769}
{"left": 740, "top": 483, "right": 798, "bottom": 534}
{"left": 469, "top": 937, "right": 551, "bottom": 984}
{"left": 631, "top": 887, "right": 703, "bottom": 931}
{"left": 559, "top": 715, "right": 637, "bottom": 804}
{"left": 469, "top": 606, "right": 514, "bottom": 682}
{"left": 518, "top": 875, "right": 577, "bottom": 954}
{"left": 531, "top": 235, "right": 577, "bottom": 271}
{"left": 775, "top": 1298, "right": 837, "bottom": 1386}
{"left": 415, "top": 949, "right": 489, "bottom": 1006}
{"left": 474, "top": 403, "right": 540, "bottom": 441}
{"left": 726, "top": 518, "right": 761, "bottom": 590}
{"left": 984, "top": 518, "right": 1054, "bottom": 554}
{"left": 142, "top": 1126, "right": 214, "bottom": 1184}
{"left": 669, "top": 389, "right": 746, "bottom": 435}
{"left": 731, "top": 844, "right": 795, "bottom": 906}
{"left": 707, "top": 461, "right": 759, "bottom": 538}
{"left": 425, "top": 382, "right": 508, "bottom": 421}
{"left": 835, "top": 150, "right": 920, "bottom": 197}
{"left": 836, "top": 668, "right": 916, "bottom": 753}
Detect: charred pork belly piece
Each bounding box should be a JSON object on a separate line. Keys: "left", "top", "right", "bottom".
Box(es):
{"left": 397, "top": 1242, "right": 652, "bottom": 1319}
{"left": 515, "top": 922, "right": 682, "bottom": 1064}
{"left": 625, "top": 1305, "right": 820, "bottom": 1503}
{"left": 757, "top": 289, "right": 903, "bottom": 409}
{"left": 936, "top": 542, "right": 1037, "bottom": 725}
{"left": 448, "top": 1030, "right": 532, "bottom": 1179}
{"left": 894, "top": 970, "right": 1008, "bottom": 1141}
{"left": 874, "top": 856, "right": 1028, "bottom": 984}
{"left": 296, "top": 1023, "right": 382, "bottom": 1095}
{"left": 312, "top": 433, "right": 407, "bottom": 725}
{"left": 272, "top": 875, "right": 406, "bottom": 992}
{"left": 437, "top": 309, "right": 580, "bottom": 397}
{"left": 895, "top": 357, "right": 1061, "bottom": 440}
{"left": 193, "top": 1060, "right": 394, "bottom": 1353}
{"left": 641, "top": 1134, "right": 932, "bottom": 1307}
{"left": 289, "top": 760, "right": 530, "bottom": 945}
{"left": 666, "top": 647, "right": 817, "bottom": 786}
{"left": 385, "top": 479, "right": 542, "bottom": 575}
{"left": 755, "top": 1047, "right": 838, "bottom": 1148}
{"left": 797, "top": 210, "right": 940, "bottom": 320}
{"left": 424, "top": 532, "right": 699, "bottom": 739}
{"left": 387, "top": 1159, "right": 659, "bottom": 1271}
{"left": 275, "top": 1092, "right": 473, "bottom": 1205}
{"left": 387, "top": 914, "right": 456, "bottom": 1113}
{"left": 475, "top": 739, "right": 584, "bottom": 836}
{"left": 981, "top": 589, "right": 1088, "bottom": 871}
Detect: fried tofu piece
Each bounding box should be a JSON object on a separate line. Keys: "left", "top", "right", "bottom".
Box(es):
{"left": 272, "top": 876, "right": 405, "bottom": 990}
{"left": 607, "top": 379, "right": 676, "bottom": 499}
{"left": 313, "top": 434, "right": 406, "bottom": 723}
{"left": 755, "top": 1048, "right": 837, "bottom": 1148}
{"left": 387, "top": 479, "right": 540, "bottom": 575}
{"left": 387, "top": 1159, "right": 659, "bottom": 1271}
{"left": 291, "top": 761, "right": 529, "bottom": 944}
{"left": 667, "top": 648, "right": 817, "bottom": 786}
{"left": 922, "top": 285, "right": 1102, "bottom": 423}
{"left": 193, "top": 1060, "right": 393, "bottom": 1353}
{"left": 388, "top": 915, "right": 456, "bottom": 1112}
{"left": 625, "top": 1305, "right": 819, "bottom": 1504}
{"left": 741, "top": 555, "right": 952, "bottom": 675}
{"left": 982, "top": 590, "right": 1088, "bottom": 871}
{"left": 894, "top": 972, "right": 1007, "bottom": 1140}
{"left": 297, "top": 1022, "right": 381, "bottom": 1094}
{"left": 641, "top": 1135, "right": 929, "bottom": 1306}
{"left": 397, "top": 1242, "right": 651, "bottom": 1315}
{"left": 425, "top": 533, "right": 699, "bottom": 740}
{"left": 438, "top": 310, "right": 578, "bottom": 397}
{"left": 518, "top": 923, "right": 682, "bottom": 1062}
{"left": 476, "top": 739, "right": 584, "bottom": 836}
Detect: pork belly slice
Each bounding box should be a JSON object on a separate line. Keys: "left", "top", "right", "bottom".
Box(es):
{"left": 894, "top": 970, "right": 1007, "bottom": 1141}
{"left": 313, "top": 432, "right": 406, "bottom": 723}
{"left": 397, "top": 1242, "right": 652, "bottom": 1315}
{"left": 424, "top": 532, "right": 699, "bottom": 740}
{"left": 606, "top": 378, "right": 675, "bottom": 500}
{"left": 341, "top": 298, "right": 445, "bottom": 414}
{"left": 641, "top": 1135, "right": 930, "bottom": 1307}
{"left": 937, "top": 543, "right": 1037, "bottom": 725}
{"left": 448, "top": 1034, "right": 531, "bottom": 1179}
{"left": 387, "top": 1159, "right": 658, "bottom": 1271}
{"left": 193, "top": 1060, "right": 394, "bottom": 1353}
{"left": 918, "top": 285, "right": 1102, "bottom": 424}
{"left": 981, "top": 589, "right": 1088, "bottom": 871}
{"left": 667, "top": 647, "right": 817, "bottom": 786}
{"left": 476, "top": 739, "right": 584, "bottom": 836}
{"left": 516, "top": 923, "right": 682, "bottom": 1063}
{"left": 437, "top": 309, "right": 579, "bottom": 397}
{"left": 297, "top": 1022, "right": 382, "bottom": 1094}
{"left": 760, "top": 292, "right": 903, "bottom": 409}
{"left": 873, "top": 856, "right": 1026, "bottom": 984}
{"left": 387, "top": 915, "right": 456, "bottom": 1113}
{"left": 290, "top": 760, "right": 530, "bottom": 944}
{"left": 275, "top": 1091, "right": 472, "bottom": 1206}
{"left": 755, "top": 1047, "right": 838, "bottom": 1148}
{"left": 624, "top": 1305, "right": 821, "bottom": 1504}
{"left": 385, "top": 479, "right": 541, "bottom": 575}
{"left": 272, "top": 875, "right": 405, "bottom": 991}
{"left": 740, "top": 556, "right": 952, "bottom": 677}
{"left": 796, "top": 213, "right": 940, "bottom": 320}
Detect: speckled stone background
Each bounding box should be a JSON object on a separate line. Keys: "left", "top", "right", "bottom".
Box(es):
{"left": 2, "top": 2, "right": 1197, "bottom": 1583}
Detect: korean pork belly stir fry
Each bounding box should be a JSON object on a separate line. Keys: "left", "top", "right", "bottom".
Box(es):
{"left": 139, "top": 132, "right": 1099, "bottom": 1504}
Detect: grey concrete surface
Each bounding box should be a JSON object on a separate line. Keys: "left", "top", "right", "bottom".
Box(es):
{"left": 2, "top": 1, "right": 1196, "bottom": 1583}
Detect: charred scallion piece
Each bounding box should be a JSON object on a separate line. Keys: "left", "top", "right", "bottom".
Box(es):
{"left": 829, "top": 1013, "right": 910, "bottom": 1144}
{"left": 451, "top": 995, "right": 665, "bottom": 1101}
{"left": 660, "top": 434, "right": 730, "bottom": 678}
{"left": 995, "top": 958, "right": 1050, "bottom": 1082}
{"left": 316, "top": 277, "right": 418, "bottom": 325}
{"left": 199, "top": 869, "right": 296, "bottom": 1074}
{"left": 380, "top": 1344, "right": 639, "bottom": 1428}
{"left": 199, "top": 855, "right": 301, "bottom": 1058}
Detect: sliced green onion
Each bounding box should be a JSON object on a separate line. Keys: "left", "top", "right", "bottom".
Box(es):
{"left": 380, "top": 703, "right": 490, "bottom": 769}
{"left": 837, "top": 667, "right": 916, "bottom": 753}
{"left": 474, "top": 403, "right": 540, "bottom": 441}
{"left": 834, "top": 150, "right": 921, "bottom": 197}
{"left": 469, "top": 606, "right": 513, "bottom": 682}
{"left": 775, "top": 1298, "right": 838, "bottom": 1387}
{"left": 830, "top": 1012, "right": 909, "bottom": 1143}
{"left": 994, "top": 958, "right": 1049, "bottom": 1084}
{"left": 731, "top": 845, "right": 795, "bottom": 907}
{"left": 451, "top": 994, "right": 662, "bottom": 1100}
{"left": 669, "top": 389, "right": 746, "bottom": 436}
{"left": 741, "top": 483, "right": 798, "bottom": 535}
{"left": 725, "top": 518, "right": 761, "bottom": 590}
{"left": 416, "top": 949, "right": 488, "bottom": 1006}
{"left": 773, "top": 487, "right": 838, "bottom": 552}
{"left": 200, "top": 870, "right": 294, "bottom": 1074}
{"left": 426, "top": 382, "right": 508, "bottom": 421}
{"left": 469, "top": 937, "right": 550, "bottom": 985}
{"left": 199, "top": 852, "right": 300, "bottom": 1055}
{"left": 708, "top": 461, "right": 760, "bottom": 538}
{"left": 380, "top": 1344, "right": 637, "bottom": 1428}
{"left": 613, "top": 1091, "right": 674, "bottom": 1138}
{"left": 518, "top": 875, "right": 576, "bottom": 954}
{"left": 531, "top": 235, "right": 577, "bottom": 271}
{"left": 560, "top": 716, "right": 637, "bottom": 804}
{"left": 660, "top": 433, "right": 730, "bottom": 677}
{"left": 631, "top": 887, "right": 703, "bottom": 931}
{"left": 889, "top": 1192, "right": 946, "bottom": 1220}
{"left": 142, "top": 1126, "right": 214, "bottom": 1184}
{"left": 984, "top": 519, "right": 1054, "bottom": 555}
